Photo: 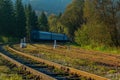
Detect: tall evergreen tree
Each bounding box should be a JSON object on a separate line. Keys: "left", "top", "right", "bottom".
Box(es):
{"left": 31, "top": 10, "right": 38, "bottom": 30}
{"left": 14, "top": 0, "right": 26, "bottom": 38}
{"left": 38, "top": 11, "right": 49, "bottom": 31}
{"left": 25, "top": 4, "right": 32, "bottom": 42}
{"left": 25, "top": 4, "right": 38, "bottom": 42}
{"left": 0, "top": 0, "right": 15, "bottom": 36}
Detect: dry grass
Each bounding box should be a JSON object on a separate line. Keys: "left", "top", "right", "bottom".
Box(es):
{"left": 12, "top": 43, "right": 120, "bottom": 80}
{"left": 0, "top": 56, "right": 23, "bottom": 80}
{"left": 0, "top": 66, "right": 10, "bottom": 73}
{"left": 31, "top": 44, "right": 120, "bottom": 67}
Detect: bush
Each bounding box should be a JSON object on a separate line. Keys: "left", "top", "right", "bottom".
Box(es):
{"left": 75, "top": 22, "right": 112, "bottom": 47}
{"left": 0, "top": 36, "right": 8, "bottom": 43}
{"left": 0, "top": 36, "right": 19, "bottom": 43}
{"left": 75, "top": 25, "right": 90, "bottom": 46}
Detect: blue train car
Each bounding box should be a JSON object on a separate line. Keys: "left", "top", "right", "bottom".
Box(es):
{"left": 31, "top": 30, "right": 39, "bottom": 41}
{"left": 31, "top": 30, "right": 69, "bottom": 42}
{"left": 39, "top": 31, "right": 51, "bottom": 40}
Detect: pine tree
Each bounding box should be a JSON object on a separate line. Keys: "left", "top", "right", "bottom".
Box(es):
{"left": 25, "top": 4, "right": 38, "bottom": 42}
{"left": 14, "top": 0, "right": 26, "bottom": 38}
{"left": 38, "top": 11, "right": 49, "bottom": 31}
{"left": 0, "top": 0, "right": 15, "bottom": 36}
{"left": 25, "top": 4, "right": 32, "bottom": 42}
{"left": 31, "top": 10, "right": 38, "bottom": 30}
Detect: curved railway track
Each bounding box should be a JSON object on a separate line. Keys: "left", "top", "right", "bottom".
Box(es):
{"left": 0, "top": 46, "right": 55, "bottom": 80}
{"left": 31, "top": 44, "right": 120, "bottom": 67}
{"left": 0, "top": 45, "right": 110, "bottom": 80}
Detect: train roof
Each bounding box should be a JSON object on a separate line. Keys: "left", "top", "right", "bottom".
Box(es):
{"left": 39, "top": 31, "right": 51, "bottom": 34}
{"left": 32, "top": 30, "right": 66, "bottom": 36}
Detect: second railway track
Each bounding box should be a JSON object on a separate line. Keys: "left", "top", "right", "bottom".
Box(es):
{"left": 0, "top": 45, "right": 110, "bottom": 80}
{"left": 0, "top": 46, "right": 83, "bottom": 80}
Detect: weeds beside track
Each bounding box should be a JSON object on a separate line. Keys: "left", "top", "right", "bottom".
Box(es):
{"left": 4, "top": 45, "right": 110, "bottom": 80}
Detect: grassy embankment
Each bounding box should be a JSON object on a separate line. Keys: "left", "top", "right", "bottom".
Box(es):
{"left": 69, "top": 42, "right": 120, "bottom": 54}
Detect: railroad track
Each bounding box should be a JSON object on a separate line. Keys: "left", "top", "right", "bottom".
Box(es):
{"left": 0, "top": 47, "right": 55, "bottom": 80}
{"left": 0, "top": 46, "right": 87, "bottom": 80}
{"left": 0, "top": 45, "right": 110, "bottom": 80}
{"left": 31, "top": 44, "right": 120, "bottom": 67}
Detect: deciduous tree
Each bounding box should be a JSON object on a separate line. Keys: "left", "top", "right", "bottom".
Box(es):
{"left": 60, "top": 0, "right": 84, "bottom": 41}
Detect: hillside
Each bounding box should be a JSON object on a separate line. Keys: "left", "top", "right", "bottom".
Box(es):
{"left": 12, "top": 0, "right": 72, "bottom": 15}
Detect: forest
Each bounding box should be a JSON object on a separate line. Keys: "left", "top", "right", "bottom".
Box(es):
{"left": 0, "top": 0, "right": 120, "bottom": 48}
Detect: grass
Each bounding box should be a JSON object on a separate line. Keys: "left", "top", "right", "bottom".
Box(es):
{"left": 0, "top": 53, "right": 41, "bottom": 80}
{"left": 0, "top": 56, "right": 23, "bottom": 80}
{"left": 12, "top": 43, "right": 120, "bottom": 80}
{"left": 71, "top": 43, "right": 120, "bottom": 54}
{"left": 84, "top": 45, "right": 119, "bottom": 54}
{"left": 0, "top": 35, "right": 19, "bottom": 43}
{"left": 0, "top": 66, "right": 10, "bottom": 73}
{"left": 0, "top": 74, "right": 22, "bottom": 80}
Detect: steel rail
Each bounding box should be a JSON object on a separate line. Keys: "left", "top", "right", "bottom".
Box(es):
{"left": 0, "top": 52, "right": 56, "bottom": 80}
{"left": 7, "top": 45, "right": 110, "bottom": 80}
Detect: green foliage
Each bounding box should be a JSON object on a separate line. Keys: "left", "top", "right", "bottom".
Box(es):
{"left": 66, "top": 0, "right": 120, "bottom": 47}
{"left": 0, "top": 35, "right": 19, "bottom": 43}
{"left": 38, "top": 11, "right": 49, "bottom": 31}
{"left": 48, "top": 14, "right": 58, "bottom": 32}
{"left": 80, "top": 45, "right": 120, "bottom": 54}
{"left": 25, "top": 4, "right": 38, "bottom": 42}
{"left": 0, "top": 0, "right": 119, "bottom": 47}
{"left": 96, "top": 0, "right": 120, "bottom": 46}
{"left": 25, "top": 4, "right": 32, "bottom": 38}
{"left": 0, "top": 36, "right": 8, "bottom": 43}
{"left": 60, "top": 0, "right": 84, "bottom": 40}
{"left": 31, "top": 10, "right": 38, "bottom": 30}
{"left": 108, "top": 70, "right": 116, "bottom": 74}
{"left": 0, "top": 0, "right": 38, "bottom": 42}
{"left": 14, "top": 0, "right": 26, "bottom": 38}
{"left": 48, "top": 14, "right": 64, "bottom": 33}
{"left": 75, "top": 25, "right": 90, "bottom": 46}
{"left": 75, "top": 0, "right": 112, "bottom": 47}
{"left": 0, "top": 0, "right": 15, "bottom": 36}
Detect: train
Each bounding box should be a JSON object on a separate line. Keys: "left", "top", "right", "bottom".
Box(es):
{"left": 30, "top": 30, "right": 69, "bottom": 42}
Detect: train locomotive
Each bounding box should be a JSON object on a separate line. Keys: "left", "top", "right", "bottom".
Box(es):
{"left": 31, "top": 30, "right": 69, "bottom": 42}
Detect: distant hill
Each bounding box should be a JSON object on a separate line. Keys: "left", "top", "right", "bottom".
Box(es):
{"left": 12, "top": 0, "right": 72, "bottom": 15}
